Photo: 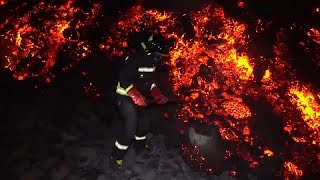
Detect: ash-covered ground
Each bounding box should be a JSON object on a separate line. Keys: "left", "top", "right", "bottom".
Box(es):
{"left": 0, "top": 69, "right": 253, "bottom": 180}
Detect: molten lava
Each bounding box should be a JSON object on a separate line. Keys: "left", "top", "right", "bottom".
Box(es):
{"left": 1, "top": 0, "right": 319, "bottom": 179}
{"left": 103, "top": 1, "right": 320, "bottom": 178}
{"left": 0, "top": 0, "right": 102, "bottom": 81}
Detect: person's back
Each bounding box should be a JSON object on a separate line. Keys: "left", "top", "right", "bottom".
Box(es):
{"left": 117, "top": 53, "right": 159, "bottom": 97}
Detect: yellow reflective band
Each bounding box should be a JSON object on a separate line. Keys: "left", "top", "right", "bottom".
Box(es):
{"left": 150, "top": 83, "right": 157, "bottom": 90}
{"left": 135, "top": 135, "right": 146, "bottom": 140}
{"left": 116, "top": 82, "right": 134, "bottom": 96}
{"left": 116, "top": 82, "right": 128, "bottom": 96}
{"left": 141, "top": 42, "right": 147, "bottom": 49}
{"left": 116, "top": 88, "right": 128, "bottom": 96}
{"left": 125, "top": 84, "right": 134, "bottom": 92}
{"left": 115, "top": 141, "right": 129, "bottom": 150}
{"left": 116, "top": 160, "right": 123, "bottom": 166}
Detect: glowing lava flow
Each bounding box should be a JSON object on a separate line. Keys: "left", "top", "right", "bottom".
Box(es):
{"left": 104, "top": 2, "right": 320, "bottom": 179}
{"left": 100, "top": 5, "right": 175, "bottom": 57}
{"left": 1, "top": 0, "right": 319, "bottom": 178}
{"left": 0, "top": 0, "right": 102, "bottom": 81}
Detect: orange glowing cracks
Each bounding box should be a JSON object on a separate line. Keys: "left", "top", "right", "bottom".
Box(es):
{"left": 289, "top": 86, "right": 320, "bottom": 131}
{"left": 54, "top": 22, "right": 70, "bottom": 40}
{"left": 283, "top": 162, "right": 303, "bottom": 180}
{"left": 222, "top": 99, "right": 252, "bottom": 119}
{"left": 15, "top": 28, "right": 23, "bottom": 47}
{"left": 145, "top": 10, "right": 172, "bottom": 22}
{"left": 1, "top": 0, "right": 102, "bottom": 81}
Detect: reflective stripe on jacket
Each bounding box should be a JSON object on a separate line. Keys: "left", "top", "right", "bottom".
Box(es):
{"left": 116, "top": 82, "right": 133, "bottom": 96}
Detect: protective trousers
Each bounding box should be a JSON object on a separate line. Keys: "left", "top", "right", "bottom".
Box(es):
{"left": 111, "top": 95, "right": 149, "bottom": 160}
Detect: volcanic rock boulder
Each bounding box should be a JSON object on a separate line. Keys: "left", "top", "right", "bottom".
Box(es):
{"left": 187, "top": 120, "right": 226, "bottom": 166}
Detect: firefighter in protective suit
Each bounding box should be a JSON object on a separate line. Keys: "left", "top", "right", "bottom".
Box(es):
{"left": 110, "top": 34, "right": 170, "bottom": 168}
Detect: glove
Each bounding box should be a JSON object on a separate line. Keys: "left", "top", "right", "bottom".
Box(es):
{"left": 127, "top": 87, "right": 148, "bottom": 106}
{"left": 150, "top": 87, "right": 168, "bottom": 104}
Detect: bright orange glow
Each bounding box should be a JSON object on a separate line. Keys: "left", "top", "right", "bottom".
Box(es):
{"left": 221, "top": 97, "right": 252, "bottom": 119}
{"left": 2, "top": 0, "right": 320, "bottom": 177}
{"left": 1, "top": 0, "right": 102, "bottom": 81}
{"left": 236, "top": 55, "right": 254, "bottom": 80}
{"left": 263, "top": 149, "right": 274, "bottom": 157}
{"left": 262, "top": 69, "right": 271, "bottom": 81}
{"left": 101, "top": 2, "right": 320, "bottom": 175}
{"left": 289, "top": 86, "right": 320, "bottom": 131}
{"left": 283, "top": 162, "right": 303, "bottom": 180}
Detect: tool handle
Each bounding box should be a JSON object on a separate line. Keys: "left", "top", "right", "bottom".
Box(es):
{"left": 145, "top": 97, "right": 184, "bottom": 105}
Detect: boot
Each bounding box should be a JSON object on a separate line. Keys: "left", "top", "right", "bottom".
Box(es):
{"left": 133, "top": 139, "right": 153, "bottom": 155}
{"left": 109, "top": 156, "right": 123, "bottom": 170}
{"left": 109, "top": 147, "right": 126, "bottom": 169}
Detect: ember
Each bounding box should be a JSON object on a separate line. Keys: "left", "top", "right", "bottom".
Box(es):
{"left": 263, "top": 149, "right": 274, "bottom": 157}
{"left": 83, "top": 82, "right": 101, "bottom": 98}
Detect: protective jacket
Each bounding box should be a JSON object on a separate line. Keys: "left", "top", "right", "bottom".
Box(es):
{"left": 116, "top": 54, "right": 159, "bottom": 97}
{"left": 111, "top": 53, "right": 167, "bottom": 165}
